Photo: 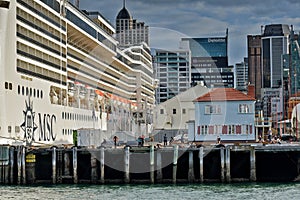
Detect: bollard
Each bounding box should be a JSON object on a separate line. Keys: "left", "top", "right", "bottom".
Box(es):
{"left": 73, "top": 147, "right": 78, "bottom": 184}
{"left": 100, "top": 147, "right": 105, "bottom": 184}
{"left": 250, "top": 146, "right": 256, "bottom": 182}
{"left": 188, "top": 150, "right": 195, "bottom": 182}
{"left": 124, "top": 146, "right": 130, "bottom": 183}
{"left": 225, "top": 147, "right": 231, "bottom": 183}
{"left": 150, "top": 145, "right": 155, "bottom": 184}
{"left": 199, "top": 147, "right": 204, "bottom": 183}
{"left": 156, "top": 150, "right": 162, "bottom": 183}
{"left": 173, "top": 145, "right": 178, "bottom": 184}
{"left": 220, "top": 147, "right": 225, "bottom": 183}
{"left": 52, "top": 147, "right": 57, "bottom": 184}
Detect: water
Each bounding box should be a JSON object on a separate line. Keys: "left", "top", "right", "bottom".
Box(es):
{"left": 1, "top": 183, "right": 300, "bottom": 200}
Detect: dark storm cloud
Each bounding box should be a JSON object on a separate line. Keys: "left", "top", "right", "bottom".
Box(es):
{"left": 79, "top": 0, "right": 300, "bottom": 64}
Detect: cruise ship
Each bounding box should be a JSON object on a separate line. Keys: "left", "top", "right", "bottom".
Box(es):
{"left": 0, "top": 0, "right": 155, "bottom": 146}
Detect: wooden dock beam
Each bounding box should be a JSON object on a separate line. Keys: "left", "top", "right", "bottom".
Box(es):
{"left": 100, "top": 147, "right": 105, "bottom": 184}
{"left": 173, "top": 145, "right": 178, "bottom": 184}
{"left": 199, "top": 147, "right": 204, "bottom": 183}
{"left": 156, "top": 150, "right": 162, "bottom": 183}
{"left": 220, "top": 147, "right": 225, "bottom": 183}
{"left": 225, "top": 147, "right": 231, "bottom": 183}
{"left": 150, "top": 145, "right": 155, "bottom": 184}
{"left": 250, "top": 146, "right": 256, "bottom": 182}
{"left": 188, "top": 150, "right": 195, "bottom": 182}
{"left": 124, "top": 146, "right": 130, "bottom": 183}
{"left": 73, "top": 147, "right": 78, "bottom": 184}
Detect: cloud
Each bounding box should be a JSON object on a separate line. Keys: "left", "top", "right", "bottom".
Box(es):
{"left": 79, "top": 0, "right": 300, "bottom": 64}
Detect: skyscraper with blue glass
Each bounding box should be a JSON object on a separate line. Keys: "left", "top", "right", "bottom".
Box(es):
{"left": 181, "top": 31, "right": 234, "bottom": 88}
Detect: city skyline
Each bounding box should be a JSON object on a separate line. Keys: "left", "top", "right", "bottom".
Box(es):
{"left": 80, "top": 0, "right": 300, "bottom": 65}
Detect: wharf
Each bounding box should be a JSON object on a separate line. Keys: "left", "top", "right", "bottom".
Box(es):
{"left": 1, "top": 143, "right": 300, "bottom": 184}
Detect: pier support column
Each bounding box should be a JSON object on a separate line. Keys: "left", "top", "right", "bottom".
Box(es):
{"left": 225, "top": 147, "right": 231, "bottom": 183}
{"left": 17, "top": 146, "right": 22, "bottom": 185}
{"left": 100, "top": 147, "right": 105, "bottom": 184}
{"left": 91, "top": 153, "right": 97, "bottom": 183}
{"left": 173, "top": 145, "right": 178, "bottom": 184}
{"left": 124, "top": 147, "right": 130, "bottom": 183}
{"left": 156, "top": 150, "right": 162, "bottom": 183}
{"left": 73, "top": 147, "right": 78, "bottom": 184}
{"left": 22, "top": 147, "right": 26, "bottom": 184}
{"left": 220, "top": 147, "right": 225, "bottom": 183}
{"left": 10, "top": 147, "right": 14, "bottom": 184}
{"left": 150, "top": 145, "right": 155, "bottom": 184}
{"left": 0, "top": 146, "right": 9, "bottom": 184}
{"left": 250, "top": 146, "right": 256, "bottom": 182}
{"left": 188, "top": 150, "right": 195, "bottom": 182}
{"left": 52, "top": 147, "right": 57, "bottom": 184}
{"left": 199, "top": 147, "right": 204, "bottom": 183}
{"left": 64, "top": 152, "right": 70, "bottom": 176}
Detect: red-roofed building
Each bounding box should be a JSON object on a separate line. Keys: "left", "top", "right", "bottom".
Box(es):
{"left": 188, "top": 88, "right": 256, "bottom": 143}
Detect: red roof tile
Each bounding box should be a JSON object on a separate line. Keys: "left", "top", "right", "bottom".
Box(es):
{"left": 194, "top": 88, "right": 256, "bottom": 102}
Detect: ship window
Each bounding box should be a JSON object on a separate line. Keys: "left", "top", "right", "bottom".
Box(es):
{"left": 22, "top": 86, "right": 25, "bottom": 95}
{"left": 18, "top": 85, "right": 20, "bottom": 94}
{"left": 0, "top": 1, "right": 10, "bottom": 9}
{"left": 8, "top": 126, "right": 11, "bottom": 133}
{"left": 15, "top": 126, "right": 20, "bottom": 133}
{"left": 33, "top": 89, "right": 36, "bottom": 97}
{"left": 30, "top": 88, "right": 32, "bottom": 96}
{"left": 9, "top": 83, "right": 12, "bottom": 90}
{"left": 5, "top": 82, "right": 8, "bottom": 89}
{"left": 26, "top": 87, "right": 29, "bottom": 96}
{"left": 37, "top": 90, "right": 39, "bottom": 98}
{"left": 41, "top": 90, "right": 43, "bottom": 98}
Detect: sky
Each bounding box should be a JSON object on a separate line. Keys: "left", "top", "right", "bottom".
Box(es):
{"left": 79, "top": 0, "right": 300, "bottom": 65}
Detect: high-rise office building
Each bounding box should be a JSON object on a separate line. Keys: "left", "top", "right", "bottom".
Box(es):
{"left": 261, "top": 24, "right": 290, "bottom": 88}
{"left": 116, "top": 0, "right": 149, "bottom": 47}
{"left": 247, "top": 35, "right": 262, "bottom": 100}
{"left": 154, "top": 49, "right": 191, "bottom": 104}
{"left": 289, "top": 26, "right": 300, "bottom": 95}
{"left": 181, "top": 32, "right": 234, "bottom": 88}
{"left": 235, "top": 58, "right": 248, "bottom": 92}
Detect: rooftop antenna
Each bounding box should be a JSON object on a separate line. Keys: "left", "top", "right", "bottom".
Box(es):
{"left": 123, "top": 0, "right": 126, "bottom": 8}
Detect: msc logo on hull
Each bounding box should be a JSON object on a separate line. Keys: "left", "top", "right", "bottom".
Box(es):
{"left": 21, "top": 98, "right": 57, "bottom": 145}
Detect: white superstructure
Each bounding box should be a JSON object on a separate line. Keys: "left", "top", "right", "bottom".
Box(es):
{"left": 0, "top": 0, "right": 155, "bottom": 146}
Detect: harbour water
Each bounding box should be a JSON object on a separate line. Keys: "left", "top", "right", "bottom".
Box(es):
{"left": 1, "top": 183, "right": 300, "bottom": 200}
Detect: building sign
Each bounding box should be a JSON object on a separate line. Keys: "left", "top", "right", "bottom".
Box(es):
{"left": 21, "top": 98, "right": 57, "bottom": 145}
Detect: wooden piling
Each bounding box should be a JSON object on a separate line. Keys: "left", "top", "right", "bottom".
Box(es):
{"left": 220, "top": 147, "right": 225, "bottom": 183}
{"left": 124, "top": 146, "right": 130, "bottom": 183}
{"left": 188, "top": 150, "right": 195, "bottom": 182}
{"left": 21, "top": 147, "right": 26, "bottom": 184}
{"left": 156, "top": 150, "right": 162, "bottom": 183}
{"left": 73, "top": 147, "right": 78, "bottom": 184}
{"left": 10, "top": 147, "right": 14, "bottom": 184}
{"left": 250, "top": 146, "right": 256, "bottom": 182}
{"left": 91, "top": 153, "right": 97, "bottom": 183}
{"left": 173, "top": 145, "right": 178, "bottom": 184}
{"left": 225, "top": 147, "right": 231, "bottom": 183}
{"left": 199, "top": 147, "right": 204, "bottom": 183}
{"left": 100, "top": 147, "right": 105, "bottom": 184}
{"left": 52, "top": 147, "right": 56, "bottom": 184}
{"left": 64, "top": 152, "right": 70, "bottom": 176}
{"left": 150, "top": 145, "right": 155, "bottom": 184}
{"left": 17, "top": 146, "right": 22, "bottom": 185}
